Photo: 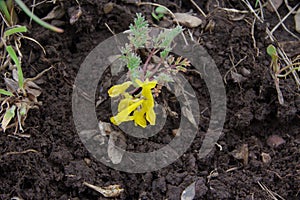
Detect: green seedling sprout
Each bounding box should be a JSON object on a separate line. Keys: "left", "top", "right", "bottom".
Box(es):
{"left": 267, "top": 44, "right": 300, "bottom": 78}
{"left": 6, "top": 45, "right": 24, "bottom": 90}
{"left": 267, "top": 44, "right": 279, "bottom": 73}
{"left": 1, "top": 105, "right": 15, "bottom": 132}
{"left": 152, "top": 6, "right": 168, "bottom": 21}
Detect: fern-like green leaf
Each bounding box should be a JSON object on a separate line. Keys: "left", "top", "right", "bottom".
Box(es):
{"left": 129, "top": 13, "right": 149, "bottom": 48}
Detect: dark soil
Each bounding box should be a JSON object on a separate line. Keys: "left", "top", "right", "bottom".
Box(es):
{"left": 1, "top": 0, "right": 299, "bottom": 199}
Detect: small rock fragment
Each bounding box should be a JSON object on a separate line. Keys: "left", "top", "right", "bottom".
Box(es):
{"left": 181, "top": 182, "right": 196, "bottom": 200}
{"left": 267, "top": 135, "right": 285, "bottom": 148}
{"left": 103, "top": 2, "right": 114, "bottom": 14}
{"left": 295, "top": 7, "right": 300, "bottom": 33}
{"left": 231, "top": 144, "right": 249, "bottom": 165}
{"left": 84, "top": 158, "right": 91, "bottom": 166}
{"left": 261, "top": 152, "right": 271, "bottom": 164}
{"left": 172, "top": 129, "right": 179, "bottom": 136}
{"left": 266, "top": 0, "right": 283, "bottom": 12}
{"left": 240, "top": 67, "right": 251, "bottom": 77}
{"left": 231, "top": 71, "right": 247, "bottom": 83}
{"left": 174, "top": 13, "right": 202, "bottom": 28}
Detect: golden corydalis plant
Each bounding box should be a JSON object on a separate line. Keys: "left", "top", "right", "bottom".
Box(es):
{"left": 108, "top": 14, "right": 188, "bottom": 128}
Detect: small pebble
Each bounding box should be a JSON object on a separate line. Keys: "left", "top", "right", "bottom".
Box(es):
{"left": 261, "top": 152, "right": 271, "bottom": 164}
{"left": 267, "top": 135, "right": 285, "bottom": 148}
{"left": 240, "top": 67, "right": 251, "bottom": 77}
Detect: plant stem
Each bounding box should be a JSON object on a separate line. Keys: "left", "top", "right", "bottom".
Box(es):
{"left": 148, "top": 62, "right": 162, "bottom": 80}
{"left": 143, "top": 48, "right": 157, "bottom": 72}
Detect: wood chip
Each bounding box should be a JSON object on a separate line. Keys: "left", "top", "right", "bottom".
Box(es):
{"left": 83, "top": 182, "right": 124, "bottom": 197}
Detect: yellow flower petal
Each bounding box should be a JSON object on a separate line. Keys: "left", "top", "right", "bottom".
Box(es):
{"left": 135, "top": 79, "right": 157, "bottom": 89}
{"left": 118, "top": 93, "right": 133, "bottom": 112}
{"left": 110, "top": 99, "right": 144, "bottom": 125}
{"left": 133, "top": 108, "right": 147, "bottom": 128}
{"left": 146, "top": 107, "right": 156, "bottom": 125}
{"left": 108, "top": 81, "right": 132, "bottom": 97}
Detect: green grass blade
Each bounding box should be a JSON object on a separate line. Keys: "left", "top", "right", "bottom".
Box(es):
{"left": 6, "top": 45, "right": 24, "bottom": 89}
{"left": 0, "top": 0, "right": 11, "bottom": 22}
{"left": 4, "top": 26, "right": 27, "bottom": 37}
{"left": 14, "top": 0, "right": 64, "bottom": 33}
{"left": 1, "top": 105, "right": 16, "bottom": 132}
{"left": 0, "top": 89, "right": 14, "bottom": 96}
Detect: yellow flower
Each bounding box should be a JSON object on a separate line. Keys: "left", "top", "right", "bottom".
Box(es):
{"left": 135, "top": 79, "right": 157, "bottom": 126}
{"left": 108, "top": 81, "right": 132, "bottom": 97}
{"left": 110, "top": 99, "right": 144, "bottom": 126}
{"left": 109, "top": 79, "right": 157, "bottom": 128}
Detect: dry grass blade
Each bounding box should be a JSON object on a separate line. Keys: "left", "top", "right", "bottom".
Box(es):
{"left": 269, "top": 2, "right": 300, "bottom": 40}
{"left": 257, "top": 181, "right": 285, "bottom": 200}
{"left": 189, "top": 0, "right": 207, "bottom": 17}
{"left": 4, "top": 149, "right": 38, "bottom": 156}
{"left": 277, "top": 48, "right": 300, "bottom": 86}
{"left": 219, "top": 7, "right": 250, "bottom": 14}
{"left": 241, "top": 0, "right": 263, "bottom": 23}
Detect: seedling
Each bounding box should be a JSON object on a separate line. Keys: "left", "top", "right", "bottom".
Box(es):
{"left": 267, "top": 44, "right": 279, "bottom": 73}
{"left": 266, "top": 44, "right": 300, "bottom": 105}
{"left": 108, "top": 14, "right": 189, "bottom": 128}
{"left": 152, "top": 6, "right": 168, "bottom": 21}
{"left": 0, "top": 18, "right": 51, "bottom": 133}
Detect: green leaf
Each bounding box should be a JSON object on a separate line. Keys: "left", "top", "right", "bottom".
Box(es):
{"left": 155, "top": 73, "right": 174, "bottom": 83}
{"left": 155, "top": 6, "right": 168, "bottom": 14}
{"left": 129, "top": 13, "right": 149, "bottom": 48}
{"left": 6, "top": 46, "right": 24, "bottom": 89}
{"left": 267, "top": 44, "right": 277, "bottom": 58}
{"left": 160, "top": 48, "right": 171, "bottom": 59}
{"left": 0, "top": 89, "right": 14, "bottom": 96}
{"left": 20, "top": 104, "right": 27, "bottom": 116}
{"left": 154, "top": 26, "right": 183, "bottom": 49}
{"left": 4, "top": 26, "right": 27, "bottom": 37}
{"left": 1, "top": 105, "right": 16, "bottom": 132}
{"left": 127, "top": 52, "right": 141, "bottom": 70}
{"left": 152, "top": 12, "right": 163, "bottom": 21}
{"left": 152, "top": 6, "right": 167, "bottom": 21}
